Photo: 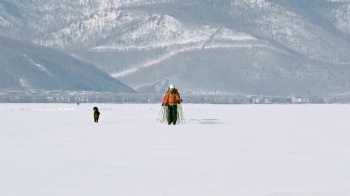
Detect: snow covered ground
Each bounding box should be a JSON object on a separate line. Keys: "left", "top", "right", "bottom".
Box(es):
{"left": 1, "top": 103, "right": 350, "bottom": 196}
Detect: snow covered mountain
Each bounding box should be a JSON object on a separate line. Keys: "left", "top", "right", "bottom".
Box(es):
{"left": 1, "top": 0, "right": 350, "bottom": 96}
{"left": 0, "top": 36, "right": 135, "bottom": 92}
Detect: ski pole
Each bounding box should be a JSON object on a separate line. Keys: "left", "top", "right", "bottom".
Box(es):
{"left": 156, "top": 106, "right": 163, "bottom": 121}
{"left": 179, "top": 104, "right": 185, "bottom": 123}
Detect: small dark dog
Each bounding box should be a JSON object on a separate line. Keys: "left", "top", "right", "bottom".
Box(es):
{"left": 93, "top": 107, "right": 100, "bottom": 123}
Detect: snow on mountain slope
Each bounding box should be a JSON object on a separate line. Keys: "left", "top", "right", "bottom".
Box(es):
{"left": 0, "top": 36, "right": 135, "bottom": 92}
{"left": 231, "top": 0, "right": 350, "bottom": 63}
{"left": 329, "top": 3, "right": 350, "bottom": 35}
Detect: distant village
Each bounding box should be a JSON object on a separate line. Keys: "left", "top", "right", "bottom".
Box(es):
{"left": 1, "top": 91, "right": 350, "bottom": 104}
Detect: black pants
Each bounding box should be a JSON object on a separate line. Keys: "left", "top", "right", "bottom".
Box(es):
{"left": 167, "top": 105, "right": 178, "bottom": 125}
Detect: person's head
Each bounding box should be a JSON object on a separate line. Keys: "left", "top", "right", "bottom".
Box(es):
{"left": 169, "top": 84, "right": 175, "bottom": 92}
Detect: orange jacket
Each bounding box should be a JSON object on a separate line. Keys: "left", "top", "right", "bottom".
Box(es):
{"left": 164, "top": 89, "right": 180, "bottom": 105}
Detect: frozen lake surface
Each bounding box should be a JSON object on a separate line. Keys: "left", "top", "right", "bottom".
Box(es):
{"left": 1, "top": 103, "right": 350, "bottom": 196}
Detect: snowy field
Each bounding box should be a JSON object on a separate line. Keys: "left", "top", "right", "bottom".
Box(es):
{"left": 1, "top": 103, "right": 350, "bottom": 196}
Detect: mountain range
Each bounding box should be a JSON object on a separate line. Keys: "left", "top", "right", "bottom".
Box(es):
{"left": 1, "top": 0, "right": 350, "bottom": 96}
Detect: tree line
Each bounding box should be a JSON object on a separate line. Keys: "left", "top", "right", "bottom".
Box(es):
{"left": 1, "top": 91, "right": 350, "bottom": 104}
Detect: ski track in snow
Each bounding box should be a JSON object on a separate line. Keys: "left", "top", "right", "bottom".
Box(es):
{"left": 112, "top": 49, "right": 183, "bottom": 78}
{"left": 112, "top": 44, "right": 267, "bottom": 79}
{"left": 1, "top": 103, "right": 350, "bottom": 196}
{"left": 24, "top": 54, "right": 53, "bottom": 77}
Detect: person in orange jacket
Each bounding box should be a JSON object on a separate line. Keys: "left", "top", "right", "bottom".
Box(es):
{"left": 163, "top": 84, "right": 181, "bottom": 125}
